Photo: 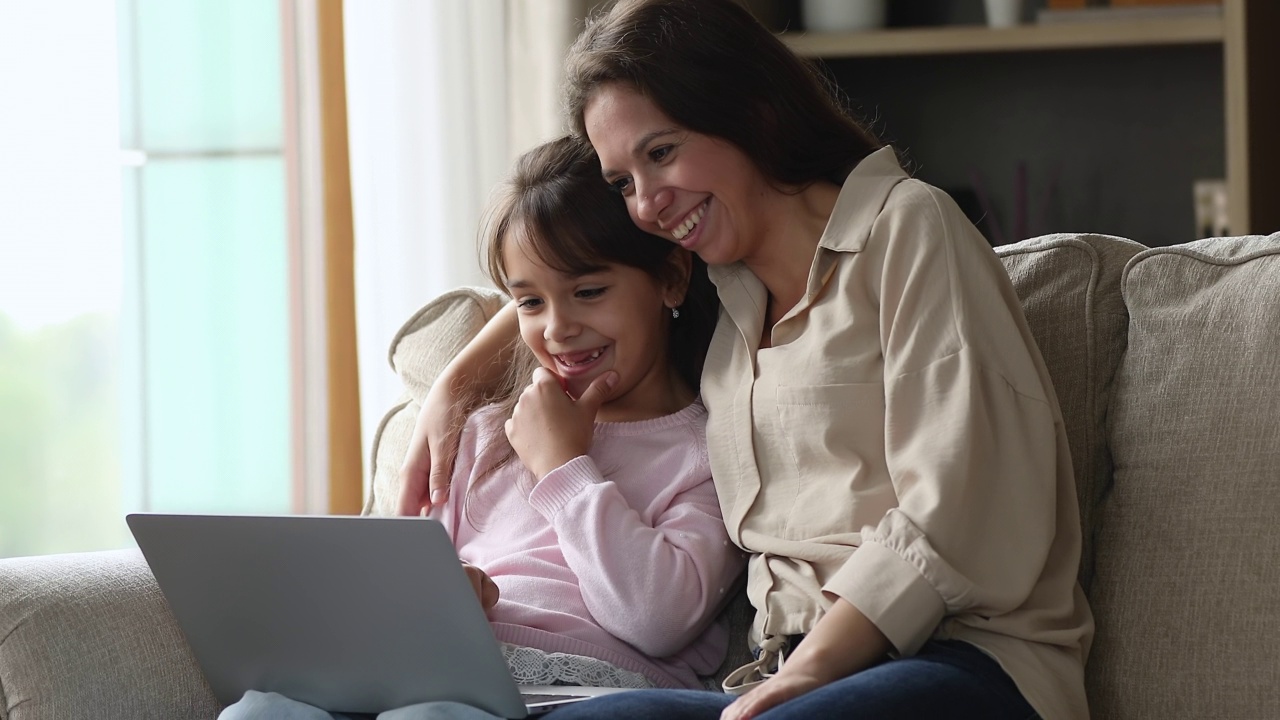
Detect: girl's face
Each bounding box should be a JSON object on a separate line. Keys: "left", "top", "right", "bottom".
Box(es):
{"left": 584, "top": 83, "right": 772, "bottom": 267}
{"left": 502, "top": 229, "right": 686, "bottom": 423}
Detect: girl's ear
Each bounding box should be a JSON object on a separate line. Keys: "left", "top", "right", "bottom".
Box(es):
{"left": 662, "top": 248, "right": 694, "bottom": 308}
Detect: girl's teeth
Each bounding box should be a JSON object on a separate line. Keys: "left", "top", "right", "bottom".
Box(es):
{"left": 559, "top": 348, "right": 605, "bottom": 366}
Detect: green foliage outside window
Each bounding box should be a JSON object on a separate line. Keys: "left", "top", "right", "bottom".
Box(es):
{"left": 0, "top": 311, "right": 127, "bottom": 557}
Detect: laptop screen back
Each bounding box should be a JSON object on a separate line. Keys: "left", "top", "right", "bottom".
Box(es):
{"left": 127, "top": 513, "right": 529, "bottom": 718}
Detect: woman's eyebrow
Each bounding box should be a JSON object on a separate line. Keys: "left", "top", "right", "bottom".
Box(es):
{"left": 630, "top": 127, "right": 679, "bottom": 157}
{"left": 601, "top": 127, "right": 680, "bottom": 178}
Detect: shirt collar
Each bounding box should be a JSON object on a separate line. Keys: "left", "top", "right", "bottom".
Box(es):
{"left": 818, "top": 145, "right": 908, "bottom": 254}
{"left": 708, "top": 146, "right": 907, "bottom": 291}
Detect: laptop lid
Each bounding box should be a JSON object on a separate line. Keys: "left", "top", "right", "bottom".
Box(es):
{"left": 127, "top": 513, "right": 531, "bottom": 718}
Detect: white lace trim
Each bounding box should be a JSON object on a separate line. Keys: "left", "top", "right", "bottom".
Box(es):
{"left": 501, "top": 643, "right": 654, "bottom": 689}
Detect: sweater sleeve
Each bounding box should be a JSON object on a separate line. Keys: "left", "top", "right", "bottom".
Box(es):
{"left": 823, "top": 184, "right": 1068, "bottom": 656}
{"left": 526, "top": 452, "right": 744, "bottom": 659}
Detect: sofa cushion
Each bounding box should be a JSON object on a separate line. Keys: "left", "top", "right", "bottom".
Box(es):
{"left": 1088, "top": 233, "right": 1280, "bottom": 719}
{"left": 363, "top": 287, "right": 508, "bottom": 517}
{"left": 0, "top": 549, "right": 220, "bottom": 720}
{"left": 996, "top": 233, "right": 1144, "bottom": 595}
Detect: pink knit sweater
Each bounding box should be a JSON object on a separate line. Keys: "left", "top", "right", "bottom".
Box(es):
{"left": 431, "top": 400, "right": 744, "bottom": 689}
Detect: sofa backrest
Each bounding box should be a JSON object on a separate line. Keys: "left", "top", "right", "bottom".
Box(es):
{"left": 995, "top": 233, "right": 1145, "bottom": 595}
{"left": 363, "top": 287, "right": 508, "bottom": 517}
{"left": 1085, "top": 233, "right": 1280, "bottom": 719}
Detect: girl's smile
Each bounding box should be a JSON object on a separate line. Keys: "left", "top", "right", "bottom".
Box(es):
{"left": 553, "top": 345, "right": 610, "bottom": 380}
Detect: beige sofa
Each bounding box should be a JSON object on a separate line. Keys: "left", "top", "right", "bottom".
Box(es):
{"left": 3, "top": 232, "right": 1278, "bottom": 720}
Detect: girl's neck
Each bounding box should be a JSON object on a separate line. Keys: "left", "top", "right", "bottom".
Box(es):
{"left": 595, "top": 366, "right": 695, "bottom": 424}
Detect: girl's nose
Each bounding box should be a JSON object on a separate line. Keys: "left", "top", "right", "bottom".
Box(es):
{"left": 544, "top": 306, "right": 580, "bottom": 343}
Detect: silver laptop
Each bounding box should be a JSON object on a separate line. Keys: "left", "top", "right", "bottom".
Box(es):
{"left": 126, "top": 513, "right": 628, "bottom": 718}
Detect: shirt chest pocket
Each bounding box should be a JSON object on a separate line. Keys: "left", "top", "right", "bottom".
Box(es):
{"left": 771, "top": 383, "right": 894, "bottom": 537}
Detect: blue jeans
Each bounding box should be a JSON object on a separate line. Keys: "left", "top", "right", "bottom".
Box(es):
{"left": 218, "top": 691, "right": 501, "bottom": 720}
{"left": 545, "top": 640, "right": 1039, "bottom": 720}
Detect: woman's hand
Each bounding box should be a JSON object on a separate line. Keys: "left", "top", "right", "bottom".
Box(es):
{"left": 721, "top": 667, "right": 830, "bottom": 720}
{"left": 505, "top": 367, "right": 616, "bottom": 481}
{"left": 462, "top": 562, "right": 500, "bottom": 609}
{"left": 397, "top": 372, "right": 468, "bottom": 516}
{"left": 722, "top": 599, "right": 891, "bottom": 720}
{"left": 397, "top": 302, "right": 522, "bottom": 516}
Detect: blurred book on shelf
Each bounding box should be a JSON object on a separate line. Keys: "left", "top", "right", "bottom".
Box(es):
{"left": 1038, "top": 2, "right": 1222, "bottom": 24}
{"left": 1193, "top": 179, "right": 1229, "bottom": 240}
{"left": 1110, "top": 0, "right": 1221, "bottom": 5}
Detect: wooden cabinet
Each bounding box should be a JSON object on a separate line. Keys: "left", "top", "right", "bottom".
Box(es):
{"left": 767, "top": 0, "right": 1278, "bottom": 244}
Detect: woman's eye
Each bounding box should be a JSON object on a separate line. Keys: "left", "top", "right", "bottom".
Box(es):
{"left": 649, "top": 145, "right": 670, "bottom": 162}
{"left": 609, "top": 177, "right": 633, "bottom": 195}
{"left": 576, "top": 287, "right": 607, "bottom": 300}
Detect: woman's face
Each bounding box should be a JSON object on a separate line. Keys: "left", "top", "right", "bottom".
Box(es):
{"left": 584, "top": 83, "right": 770, "bottom": 267}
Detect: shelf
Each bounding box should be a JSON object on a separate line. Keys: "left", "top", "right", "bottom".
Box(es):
{"left": 780, "top": 17, "right": 1225, "bottom": 58}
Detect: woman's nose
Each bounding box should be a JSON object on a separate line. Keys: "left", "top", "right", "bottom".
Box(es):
{"left": 634, "top": 182, "right": 672, "bottom": 227}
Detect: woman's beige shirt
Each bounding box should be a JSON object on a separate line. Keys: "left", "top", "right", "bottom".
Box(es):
{"left": 701, "top": 148, "right": 1094, "bottom": 719}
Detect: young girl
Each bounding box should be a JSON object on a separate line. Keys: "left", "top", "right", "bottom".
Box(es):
{"left": 220, "top": 135, "right": 744, "bottom": 719}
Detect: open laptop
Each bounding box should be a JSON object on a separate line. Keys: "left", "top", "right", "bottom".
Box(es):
{"left": 126, "top": 513, "right": 629, "bottom": 718}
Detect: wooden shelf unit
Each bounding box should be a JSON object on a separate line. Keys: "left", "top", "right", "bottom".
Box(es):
{"left": 775, "top": 0, "right": 1278, "bottom": 237}
{"left": 781, "top": 17, "right": 1224, "bottom": 58}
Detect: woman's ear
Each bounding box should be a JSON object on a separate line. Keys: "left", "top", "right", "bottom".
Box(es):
{"left": 662, "top": 248, "right": 694, "bottom": 308}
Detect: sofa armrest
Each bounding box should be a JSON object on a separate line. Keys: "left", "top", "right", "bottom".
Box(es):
{"left": 0, "top": 549, "right": 220, "bottom": 720}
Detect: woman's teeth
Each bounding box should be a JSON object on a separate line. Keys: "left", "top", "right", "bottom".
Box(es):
{"left": 672, "top": 202, "right": 706, "bottom": 241}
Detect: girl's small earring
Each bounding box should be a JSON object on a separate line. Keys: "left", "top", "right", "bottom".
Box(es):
{"left": 671, "top": 307, "right": 680, "bottom": 319}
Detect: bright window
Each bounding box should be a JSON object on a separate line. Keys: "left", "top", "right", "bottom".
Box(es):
{"left": 0, "top": 0, "right": 294, "bottom": 558}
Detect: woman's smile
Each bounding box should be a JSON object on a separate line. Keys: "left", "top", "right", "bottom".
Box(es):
{"left": 670, "top": 198, "right": 710, "bottom": 247}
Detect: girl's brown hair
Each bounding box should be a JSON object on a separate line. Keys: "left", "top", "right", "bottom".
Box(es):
{"left": 464, "top": 135, "right": 718, "bottom": 525}
{"left": 564, "top": 0, "right": 882, "bottom": 188}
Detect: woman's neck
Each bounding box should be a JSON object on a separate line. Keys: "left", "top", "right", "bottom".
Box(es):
{"left": 742, "top": 180, "right": 841, "bottom": 323}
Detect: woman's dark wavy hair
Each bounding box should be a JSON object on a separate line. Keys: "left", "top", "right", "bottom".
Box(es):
{"left": 465, "top": 135, "right": 719, "bottom": 526}
{"left": 564, "top": 0, "right": 882, "bottom": 188}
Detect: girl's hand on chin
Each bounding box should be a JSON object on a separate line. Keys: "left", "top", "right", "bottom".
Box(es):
{"left": 505, "top": 367, "right": 617, "bottom": 481}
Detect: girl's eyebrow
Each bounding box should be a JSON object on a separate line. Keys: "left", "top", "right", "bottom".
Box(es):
{"left": 506, "top": 268, "right": 609, "bottom": 290}
{"left": 600, "top": 127, "right": 680, "bottom": 179}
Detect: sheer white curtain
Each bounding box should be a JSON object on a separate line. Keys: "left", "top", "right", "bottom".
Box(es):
{"left": 343, "top": 1, "right": 588, "bottom": 486}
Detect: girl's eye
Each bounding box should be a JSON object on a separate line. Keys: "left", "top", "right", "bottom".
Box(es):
{"left": 649, "top": 145, "right": 671, "bottom": 162}
{"left": 576, "top": 287, "right": 607, "bottom": 300}
{"left": 516, "top": 297, "right": 542, "bottom": 310}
